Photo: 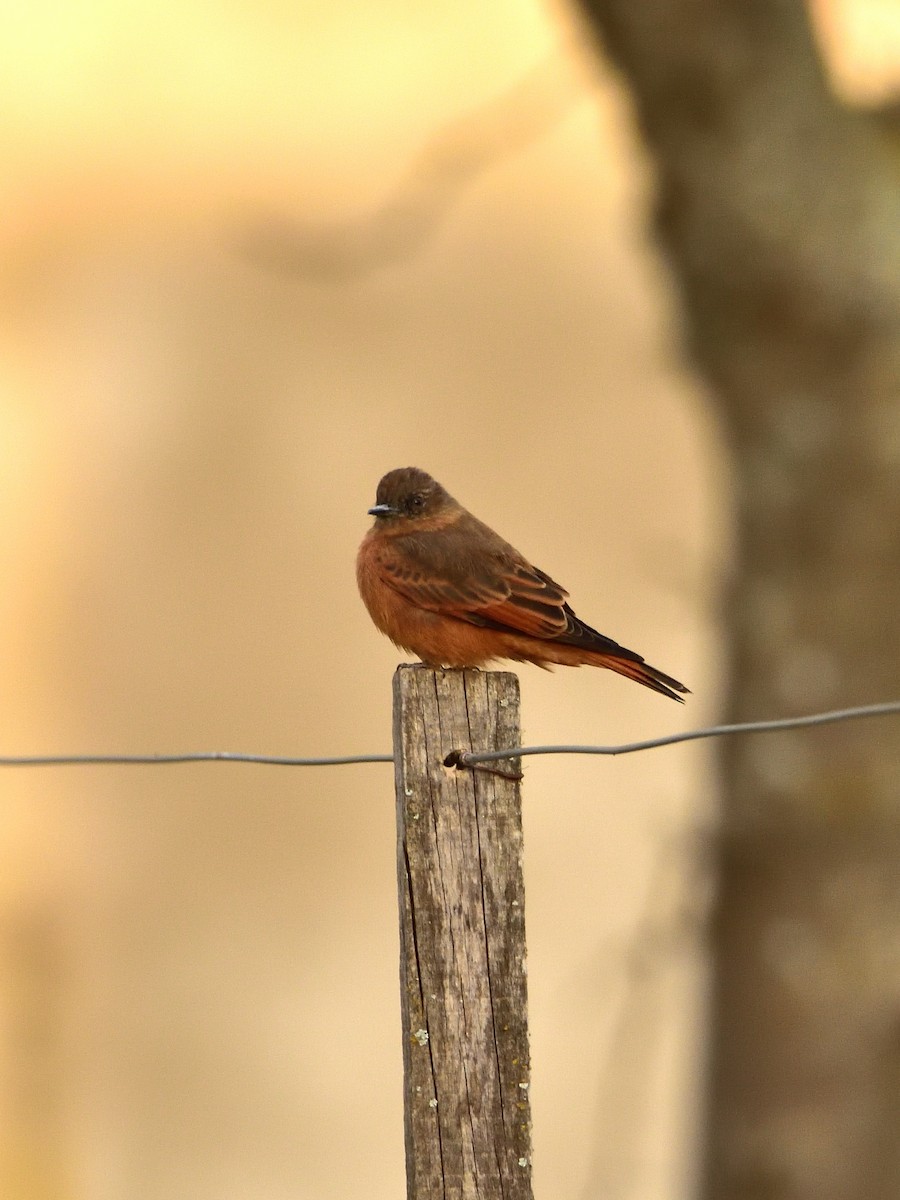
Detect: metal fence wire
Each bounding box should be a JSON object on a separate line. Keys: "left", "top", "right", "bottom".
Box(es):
{"left": 1, "top": 700, "right": 898, "bottom": 768}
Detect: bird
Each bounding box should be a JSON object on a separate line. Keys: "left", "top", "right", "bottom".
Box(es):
{"left": 356, "top": 467, "right": 689, "bottom": 702}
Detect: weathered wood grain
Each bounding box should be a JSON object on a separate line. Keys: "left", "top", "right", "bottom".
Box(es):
{"left": 393, "top": 665, "right": 532, "bottom": 1200}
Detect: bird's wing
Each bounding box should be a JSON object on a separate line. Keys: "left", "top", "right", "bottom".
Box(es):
{"left": 374, "top": 526, "right": 573, "bottom": 639}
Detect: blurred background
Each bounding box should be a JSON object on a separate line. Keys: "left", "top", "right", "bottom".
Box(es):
{"left": 1, "top": 2, "right": 898, "bottom": 1198}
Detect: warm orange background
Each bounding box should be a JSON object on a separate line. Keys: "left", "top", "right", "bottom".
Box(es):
{"left": 1, "top": 3, "right": 896, "bottom": 1198}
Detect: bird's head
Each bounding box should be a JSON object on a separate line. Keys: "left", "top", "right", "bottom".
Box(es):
{"left": 367, "top": 467, "right": 455, "bottom": 524}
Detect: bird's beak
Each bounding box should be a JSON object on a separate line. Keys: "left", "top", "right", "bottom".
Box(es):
{"left": 368, "top": 503, "right": 397, "bottom": 517}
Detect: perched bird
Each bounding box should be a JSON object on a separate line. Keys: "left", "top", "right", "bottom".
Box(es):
{"left": 357, "top": 467, "right": 689, "bottom": 702}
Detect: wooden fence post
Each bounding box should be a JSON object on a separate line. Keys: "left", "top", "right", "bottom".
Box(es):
{"left": 393, "top": 665, "right": 533, "bottom": 1200}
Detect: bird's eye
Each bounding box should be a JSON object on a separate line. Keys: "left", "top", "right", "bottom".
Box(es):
{"left": 409, "top": 494, "right": 425, "bottom": 510}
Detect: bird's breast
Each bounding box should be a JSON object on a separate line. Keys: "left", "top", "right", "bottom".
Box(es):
{"left": 356, "top": 533, "right": 497, "bottom": 667}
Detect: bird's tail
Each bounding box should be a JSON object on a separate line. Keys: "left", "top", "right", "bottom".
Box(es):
{"left": 583, "top": 651, "right": 690, "bottom": 703}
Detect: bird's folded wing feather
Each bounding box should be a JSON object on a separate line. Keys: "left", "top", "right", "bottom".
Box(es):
{"left": 374, "top": 535, "right": 572, "bottom": 638}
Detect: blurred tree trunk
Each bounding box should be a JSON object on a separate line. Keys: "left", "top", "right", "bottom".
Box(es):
{"left": 572, "top": 2, "right": 900, "bottom": 1199}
